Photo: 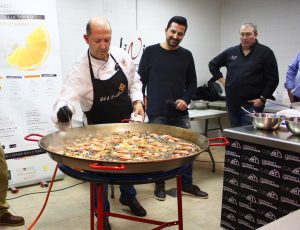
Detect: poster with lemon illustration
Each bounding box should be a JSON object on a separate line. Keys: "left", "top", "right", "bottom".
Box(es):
{"left": 6, "top": 24, "right": 51, "bottom": 71}
{"left": 0, "top": 0, "right": 64, "bottom": 187}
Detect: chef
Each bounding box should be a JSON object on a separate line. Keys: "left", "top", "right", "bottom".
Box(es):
{"left": 52, "top": 17, "right": 146, "bottom": 230}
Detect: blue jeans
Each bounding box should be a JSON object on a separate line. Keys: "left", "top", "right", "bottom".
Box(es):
{"left": 148, "top": 115, "right": 193, "bottom": 185}
{"left": 94, "top": 184, "right": 136, "bottom": 212}
{"left": 228, "top": 104, "right": 264, "bottom": 128}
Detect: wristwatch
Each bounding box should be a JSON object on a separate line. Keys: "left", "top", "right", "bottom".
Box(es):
{"left": 260, "top": 96, "right": 267, "bottom": 103}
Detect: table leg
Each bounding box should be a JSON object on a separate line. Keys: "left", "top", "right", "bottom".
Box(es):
{"left": 204, "top": 119, "right": 208, "bottom": 137}
{"left": 207, "top": 147, "right": 216, "bottom": 172}
{"left": 176, "top": 175, "right": 183, "bottom": 230}
{"left": 218, "top": 117, "right": 223, "bottom": 132}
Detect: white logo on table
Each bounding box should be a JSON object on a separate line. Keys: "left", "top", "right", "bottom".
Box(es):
{"left": 270, "top": 150, "right": 282, "bottom": 158}
{"left": 226, "top": 150, "right": 240, "bottom": 158}
{"left": 267, "top": 191, "right": 278, "bottom": 200}
{"left": 245, "top": 214, "right": 255, "bottom": 222}
{"left": 227, "top": 213, "right": 236, "bottom": 221}
{"left": 224, "top": 167, "right": 239, "bottom": 175}
{"left": 241, "top": 183, "right": 257, "bottom": 192}
{"left": 248, "top": 174, "right": 258, "bottom": 182}
{"left": 281, "top": 196, "right": 300, "bottom": 207}
{"left": 259, "top": 199, "right": 277, "bottom": 210}
{"left": 243, "top": 144, "right": 260, "bottom": 153}
{"left": 231, "top": 141, "right": 241, "bottom": 148}
{"left": 285, "top": 154, "right": 300, "bottom": 162}
{"left": 290, "top": 187, "right": 300, "bottom": 196}
{"left": 265, "top": 212, "right": 276, "bottom": 220}
{"left": 260, "top": 178, "right": 279, "bottom": 188}
{"left": 262, "top": 159, "right": 281, "bottom": 168}
{"left": 239, "top": 202, "right": 255, "bottom": 212}
{"left": 223, "top": 204, "right": 236, "bottom": 213}
{"left": 246, "top": 195, "right": 257, "bottom": 203}
{"left": 249, "top": 156, "right": 259, "bottom": 164}
{"left": 229, "top": 178, "right": 239, "bottom": 186}
{"left": 269, "top": 169, "right": 280, "bottom": 178}
{"left": 228, "top": 197, "right": 237, "bottom": 205}
{"left": 238, "top": 219, "right": 255, "bottom": 229}
{"left": 292, "top": 167, "right": 300, "bottom": 175}
{"left": 230, "top": 159, "right": 240, "bottom": 166}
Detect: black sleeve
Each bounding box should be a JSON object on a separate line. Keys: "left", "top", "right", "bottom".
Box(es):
{"left": 138, "top": 49, "right": 149, "bottom": 96}
{"left": 208, "top": 50, "right": 228, "bottom": 81}
{"left": 182, "top": 52, "right": 197, "bottom": 104}
{"left": 262, "top": 49, "right": 279, "bottom": 100}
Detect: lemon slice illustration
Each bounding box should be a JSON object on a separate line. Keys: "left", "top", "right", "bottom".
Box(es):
{"left": 6, "top": 25, "right": 51, "bottom": 70}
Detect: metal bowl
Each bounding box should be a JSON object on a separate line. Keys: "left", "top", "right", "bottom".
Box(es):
{"left": 191, "top": 100, "right": 208, "bottom": 110}
{"left": 285, "top": 117, "right": 300, "bottom": 135}
{"left": 252, "top": 113, "right": 282, "bottom": 130}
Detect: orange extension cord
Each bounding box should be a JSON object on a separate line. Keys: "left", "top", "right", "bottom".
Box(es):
{"left": 27, "top": 163, "right": 59, "bottom": 230}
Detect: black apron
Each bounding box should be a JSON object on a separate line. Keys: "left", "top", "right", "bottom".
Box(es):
{"left": 85, "top": 50, "right": 132, "bottom": 124}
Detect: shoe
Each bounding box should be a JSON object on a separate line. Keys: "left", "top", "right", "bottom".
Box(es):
{"left": 182, "top": 184, "right": 209, "bottom": 199}
{"left": 96, "top": 217, "right": 111, "bottom": 230}
{"left": 0, "top": 212, "right": 25, "bottom": 226}
{"left": 154, "top": 183, "right": 166, "bottom": 201}
{"left": 119, "top": 197, "right": 147, "bottom": 217}
{"left": 104, "top": 217, "right": 111, "bottom": 230}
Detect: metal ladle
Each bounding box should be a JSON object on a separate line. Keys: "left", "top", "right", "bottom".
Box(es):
{"left": 241, "top": 106, "right": 256, "bottom": 117}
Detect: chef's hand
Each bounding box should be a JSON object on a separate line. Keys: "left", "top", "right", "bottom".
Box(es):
{"left": 133, "top": 100, "right": 145, "bottom": 121}
{"left": 175, "top": 99, "right": 188, "bottom": 111}
{"left": 57, "top": 106, "right": 72, "bottom": 123}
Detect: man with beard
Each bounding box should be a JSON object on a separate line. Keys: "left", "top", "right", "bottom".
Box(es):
{"left": 138, "top": 16, "right": 208, "bottom": 201}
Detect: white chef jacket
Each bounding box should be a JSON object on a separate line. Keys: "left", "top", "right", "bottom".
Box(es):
{"left": 52, "top": 46, "right": 143, "bottom": 124}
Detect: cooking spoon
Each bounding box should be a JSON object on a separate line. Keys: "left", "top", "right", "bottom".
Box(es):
{"left": 241, "top": 106, "right": 256, "bottom": 117}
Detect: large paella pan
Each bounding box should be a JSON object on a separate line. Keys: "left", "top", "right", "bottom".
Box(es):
{"left": 37, "top": 123, "right": 209, "bottom": 173}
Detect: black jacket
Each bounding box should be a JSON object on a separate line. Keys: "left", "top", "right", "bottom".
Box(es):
{"left": 209, "top": 41, "right": 279, "bottom": 112}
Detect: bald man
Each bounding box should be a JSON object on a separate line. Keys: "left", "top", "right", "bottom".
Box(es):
{"left": 52, "top": 18, "right": 146, "bottom": 229}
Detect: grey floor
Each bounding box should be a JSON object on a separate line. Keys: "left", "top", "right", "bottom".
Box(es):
{"left": 4, "top": 146, "right": 225, "bottom": 230}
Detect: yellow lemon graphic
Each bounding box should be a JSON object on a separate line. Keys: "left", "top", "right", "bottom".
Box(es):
{"left": 6, "top": 25, "right": 51, "bottom": 70}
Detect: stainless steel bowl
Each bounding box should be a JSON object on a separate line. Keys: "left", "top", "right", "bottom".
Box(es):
{"left": 285, "top": 117, "right": 300, "bottom": 135}
{"left": 252, "top": 113, "right": 282, "bottom": 130}
{"left": 191, "top": 100, "right": 208, "bottom": 110}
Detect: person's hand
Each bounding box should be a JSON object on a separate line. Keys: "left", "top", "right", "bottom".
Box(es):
{"left": 57, "top": 106, "right": 72, "bottom": 123}
{"left": 218, "top": 77, "right": 225, "bottom": 88}
{"left": 287, "top": 89, "right": 294, "bottom": 103}
{"left": 175, "top": 99, "right": 188, "bottom": 111}
{"left": 248, "top": 98, "right": 264, "bottom": 107}
{"left": 132, "top": 100, "right": 145, "bottom": 121}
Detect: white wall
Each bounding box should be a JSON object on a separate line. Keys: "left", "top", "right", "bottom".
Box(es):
{"left": 56, "top": 0, "right": 300, "bottom": 104}
{"left": 56, "top": 0, "right": 222, "bottom": 86}
{"left": 221, "top": 0, "right": 300, "bottom": 104}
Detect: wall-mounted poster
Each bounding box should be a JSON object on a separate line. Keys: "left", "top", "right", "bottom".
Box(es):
{"left": 0, "top": 0, "right": 64, "bottom": 187}
{"left": 0, "top": 0, "right": 61, "bottom": 158}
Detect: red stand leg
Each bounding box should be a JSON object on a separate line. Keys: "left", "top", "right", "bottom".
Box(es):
{"left": 176, "top": 176, "right": 183, "bottom": 230}
{"left": 89, "top": 176, "right": 184, "bottom": 229}
{"left": 90, "top": 183, "right": 95, "bottom": 230}
{"left": 97, "top": 184, "right": 104, "bottom": 230}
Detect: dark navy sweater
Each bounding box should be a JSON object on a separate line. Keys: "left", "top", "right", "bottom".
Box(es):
{"left": 138, "top": 44, "right": 197, "bottom": 117}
